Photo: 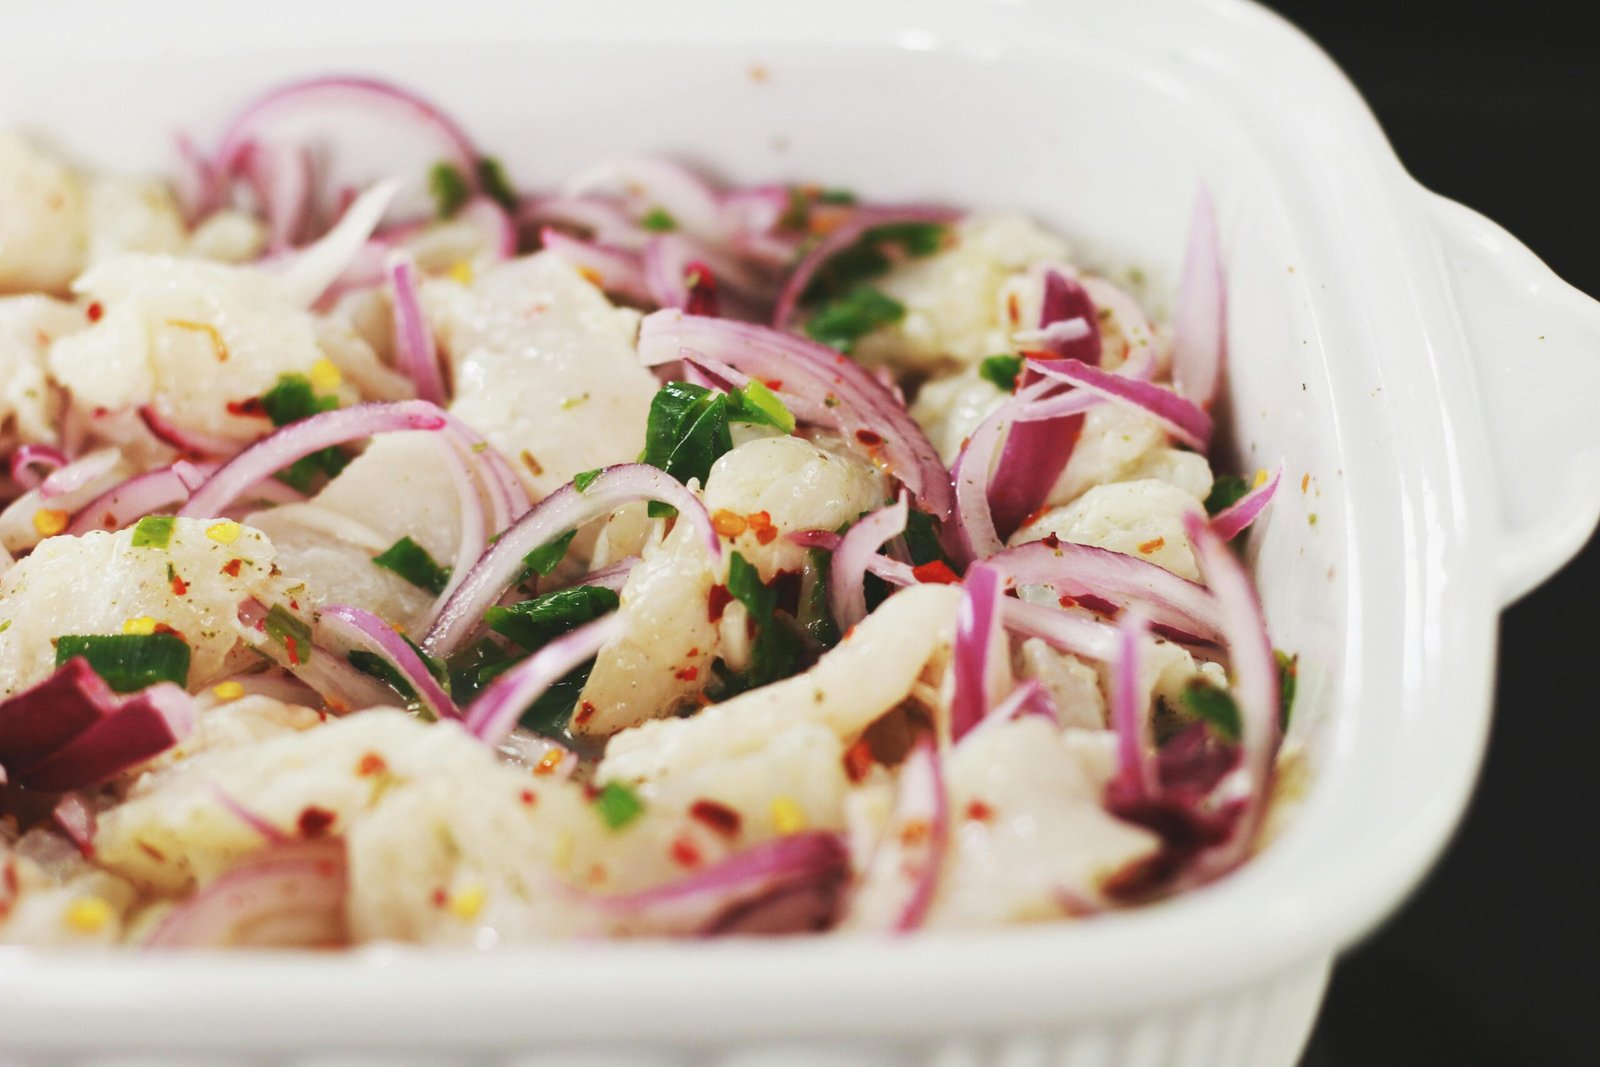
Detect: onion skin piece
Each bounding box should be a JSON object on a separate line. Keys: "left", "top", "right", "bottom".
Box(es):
{"left": 317, "top": 604, "right": 462, "bottom": 721}
{"left": 828, "top": 494, "right": 908, "bottom": 632}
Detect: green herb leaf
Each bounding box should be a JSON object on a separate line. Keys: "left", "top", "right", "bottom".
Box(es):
{"left": 521, "top": 530, "right": 577, "bottom": 579}
{"left": 803, "top": 285, "right": 905, "bottom": 353}
{"left": 594, "top": 781, "right": 644, "bottom": 830}
{"left": 263, "top": 605, "right": 313, "bottom": 664}
{"left": 55, "top": 633, "right": 190, "bottom": 693}
{"left": 486, "top": 586, "right": 620, "bottom": 651}
{"left": 259, "top": 373, "right": 344, "bottom": 491}
{"left": 800, "top": 221, "right": 948, "bottom": 305}
{"left": 429, "top": 162, "right": 471, "bottom": 218}
{"left": 349, "top": 650, "right": 417, "bottom": 702}
{"left": 474, "top": 157, "right": 518, "bottom": 214}
{"left": 818, "top": 187, "right": 856, "bottom": 205}
{"left": 726, "top": 551, "right": 804, "bottom": 688}
{"left": 797, "top": 547, "right": 840, "bottom": 648}
{"left": 130, "top": 515, "right": 176, "bottom": 550}
{"left": 978, "top": 354, "right": 1024, "bottom": 393}
{"left": 372, "top": 536, "right": 452, "bottom": 596}
{"left": 1205, "top": 474, "right": 1251, "bottom": 516}
{"left": 902, "top": 509, "right": 951, "bottom": 568}
{"left": 640, "top": 207, "right": 678, "bottom": 232}
{"left": 1276, "top": 649, "right": 1299, "bottom": 731}
{"left": 573, "top": 468, "right": 602, "bottom": 493}
{"left": 726, "top": 379, "right": 796, "bottom": 433}
{"left": 1180, "top": 679, "right": 1241, "bottom": 741}
{"left": 640, "top": 381, "right": 733, "bottom": 516}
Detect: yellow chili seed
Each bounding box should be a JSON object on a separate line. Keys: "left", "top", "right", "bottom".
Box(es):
{"left": 770, "top": 796, "right": 806, "bottom": 835}
{"left": 64, "top": 896, "right": 113, "bottom": 934}
{"left": 309, "top": 358, "right": 343, "bottom": 393}
{"left": 206, "top": 520, "right": 241, "bottom": 544}
{"left": 212, "top": 681, "right": 245, "bottom": 700}
{"left": 32, "top": 509, "right": 69, "bottom": 537}
{"left": 122, "top": 616, "right": 158, "bottom": 636}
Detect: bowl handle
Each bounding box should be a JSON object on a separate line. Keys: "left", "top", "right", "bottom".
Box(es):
{"left": 1426, "top": 194, "right": 1600, "bottom": 606}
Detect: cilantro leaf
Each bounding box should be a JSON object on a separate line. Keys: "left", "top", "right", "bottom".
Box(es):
{"left": 429, "top": 162, "right": 471, "bottom": 218}
{"left": 1205, "top": 474, "right": 1251, "bottom": 516}
{"left": 640, "top": 381, "right": 733, "bottom": 516}
{"left": 725, "top": 551, "right": 805, "bottom": 688}
{"left": 573, "top": 468, "right": 602, "bottom": 493}
{"left": 486, "top": 586, "right": 620, "bottom": 651}
{"left": 800, "top": 221, "right": 948, "bottom": 305}
{"left": 259, "top": 373, "right": 344, "bottom": 491}
{"left": 803, "top": 286, "right": 904, "bottom": 353}
{"left": 522, "top": 530, "right": 577, "bottom": 579}
{"left": 54, "top": 633, "right": 190, "bottom": 693}
{"left": 1180, "top": 679, "right": 1241, "bottom": 741}
{"left": 372, "top": 536, "right": 452, "bottom": 596}
{"left": 978, "top": 354, "right": 1024, "bottom": 392}
{"left": 902, "top": 509, "right": 952, "bottom": 568}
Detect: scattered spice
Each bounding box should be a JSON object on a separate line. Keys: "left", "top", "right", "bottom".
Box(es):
{"left": 688, "top": 799, "right": 742, "bottom": 840}
{"left": 296, "top": 807, "right": 336, "bottom": 838}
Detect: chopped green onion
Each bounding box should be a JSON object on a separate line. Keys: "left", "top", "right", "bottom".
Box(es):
{"left": 594, "top": 781, "right": 644, "bottom": 830}
{"left": 727, "top": 379, "right": 796, "bottom": 433}
{"left": 371, "top": 536, "right": 452, "bottom": 596}
{"left": 130, "top": 515, "right": 176, "bottom": 550}
{"left": 54, "top": 633, "right": 190, "bottom": 693}
{"left": 264, "top": 605, "right": 313, "bottom": 664}
{"left": 486, "top": 586, "right": 619, "bottom": 652}
{"left": 978, "top": 354, "right": 1024, "bottom": 393}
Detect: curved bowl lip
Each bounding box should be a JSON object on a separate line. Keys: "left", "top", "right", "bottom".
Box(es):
{"left": 0, "top": 0, "right": 1516, "bottom": 1040}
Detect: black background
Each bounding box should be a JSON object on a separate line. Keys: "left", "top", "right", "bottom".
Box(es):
{"left": 1252, "top": 3, "right": 1600, "bottom": 1065}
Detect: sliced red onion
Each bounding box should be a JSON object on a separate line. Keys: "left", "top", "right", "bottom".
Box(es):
{"left": 386, "top": 251, "right": 448, "bottom": 405}
{"left": 39, "top": 449, "right": 122, "bottom": 500}
{"left": 317, "top": 604, "right": 461, "bottom": 721}
{"left": 1182, "top": 511, "right": 1280, "bottom": 881}
{"left": 540, "top": 227, "right": 652, "bottom": 305}
{"left": 240, "top": 140, "right": 314, "bottom": 251}
{"left": 849, "top": 740, "right": 949, "bottom": 932}
{"left": 952, "top": 381, "right": 1102, "bottom": 559}
{"left": 957, "top": 679, "right": 1060, "bottom": 750}
{"left": 426, "top": 463, "right": 720, "bottom": 658}
{"left": 829, "top": 493, "right": 908, "bottom": 631}
{"left": 67, "top": 460, "right": 215, "bottom": 535}
{"left": 520, "top": 195, "right": 645, "bottom": 251}
{"left": 8, "top": 444, "right": 69, "bottom": 490}
{"left": 549, "top": 556, "right": 640, "bottom": 594}
{"left": 464, "top": 613, "right": 624, "bottom": 746}
{"left": 785, "top": 529, "right": 917, "bottom": 588}
{"left": 16, "top": 681, "right": 194, "bottom": 793}
{"left": 950, "top": 563, "right": 1005, "bottom": 740}
{"left": 563, "top": 158, "right": 724, "bottom": 240}
{"left": 454, "top": 197, "right": 518, "bottom": 261}
{"left": 213, "top": 75, "right": 478, "bottom": 197}
{"left": 996, "top": 597, "right": 1122, "bottom": 664}
{"left": 212, "top": 785, "right": 293, "bottom": 845}
{"left": 1010, "top": 316, "right": 1092, "bottom": 349}
{"left": 179, "top": 400, "right": 447, "bottom": 519}
{"left": 988, "top": 270, "right": 1105, "bottom": 538}
{"left": 1212, "top": 463, "right": 1284, "bottom": 542}
{"left": 52, "top": 793, "right": 96, "bottom": 856}
{"left": 987, "top": 537, "right": 1221, "bottom": 642}
{"left": 276, "top": 179, "right": 401, "bottom": 308}
{"left": 643, "top": 234, "right": 693, "bottom": 309}
{"left": 146, "top": 839, "right": 348, "bottom": 949}
{"left": 1028, "top": 357, "right": 1212, "bottom": 450}
{"left": 172, "top": 131, "right": 219, "bottom": 223}
{"left": 138, "top": 405, "right": 248, "bottom": 459}
{"left": 1111, "top": 610, "right": 1157, "bottom": 799}
{"left": 432, "top": 412, "right": 531, "bottom": 535}
{"left": 412, "top": 437, "right": 488, "bottom": 626}
{"left": 771, "top": 206, "right": 959, "bottom": 330}
{"left": 571, "top": 830, "right": 849, "bottom": 937}
{"left": 638, "top": 312, "right": 954, "bottom": 523}
{"left": 1171, "top": 187, "right": 1225, "bottom": 408}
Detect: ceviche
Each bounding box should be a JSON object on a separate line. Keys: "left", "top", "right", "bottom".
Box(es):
{"left": 0, "top": 76, "right": 1293, "bottom": 947}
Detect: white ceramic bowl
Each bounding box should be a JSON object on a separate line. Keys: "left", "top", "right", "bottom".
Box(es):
{"left": 2, "top": 1, "right": 1597, "bottom": 1063}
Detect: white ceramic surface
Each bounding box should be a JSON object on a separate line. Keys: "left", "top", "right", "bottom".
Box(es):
{"left": 1, "top": 1, "right": 1597, "bottom": 1064}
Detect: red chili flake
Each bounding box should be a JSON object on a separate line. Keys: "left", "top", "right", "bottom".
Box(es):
{"left": 669, "top": 835, "right": 703, "bottom": 868}
{"left": 137, "top": 841, "right": 166, "bottom": 862}
{"left": 574, "top": 700, "right": 597, "bottom": 726}
{"left": 586, "top": 863, "right": 608, "bottom": 885}
{"left": 152, "top": 622, "right": 186, "bottom": 641}
{"left": 688, "top": 799, "right": 742, "bottom": 840}
{"left": 284, "top": 636, "right": 302, "bottom": 666}
{"left": 582, "top": 782, "right": 601, "bottom": 801}
{"left": 854, "top": 429, "right": 884, "bottom": 447}
{"left": 519, "top": 789, "right": 537, "bottom": 807}
{"left": 711, "top": 509, "right": 748, "bottom": 537}
{"left": 297, "top": 806, "right": 336, "bottom": 838}
{"left": 686, "top": 647, "right": 700, "bottom": 657}
{"left": 226, "top": 397, "right": 267, "bottom": 418}
{"left": 169, "top": 573, "right": 189, "bottom": 596}
{"left": 911, "top": 560, "right": 960, "bottom": 585}
{"left": 674, "top": 665, "right": 700, "bottom": 682}
{"left": 431, "top": 888, "right": 448, "bottom": 908}
{"left": 221, "top": 558, "right": 243, "bottom": 577}
{"left": 1058, "top": 595, "right": 1078, "bottom": 609}
{"left": 899, "top": 819, "right": 932, "bottom": 846}
{"left": 1021, "top": 506, "right": 1054, "bottom": 530}
{"left": 746, "top": 510, "right": 777, "bottom": 545}
{"left": 842, "top": 737, "right": 876, "bottom": 783}
{"left": 355, "top": 752, "right": 388, "bottom": 777}
{"left": 1137, "top": 536, "right": 1166, "bottom": 555}
{"left": 1040, "top": 533, "right": 1062, "bottom": 549}
{"left": 4, "top": 861, "right": 20, "bottom": 896}
{"left": 965, "top": 800, "right": 995, "bottom": 822}
{"left": 86, "top": 301, "right": 104, "bottom": 322}
{"left": 684, "top": 262, "right": 720, "bottom": 317}
{"left": 707, "top": 584, "right": 733, "bottom": 622}
{"left": 763, "top": 379, "right": 784, "bottom": 391}
{"left": 1006, "top": 292, "right": 1019, "bottom": 324}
